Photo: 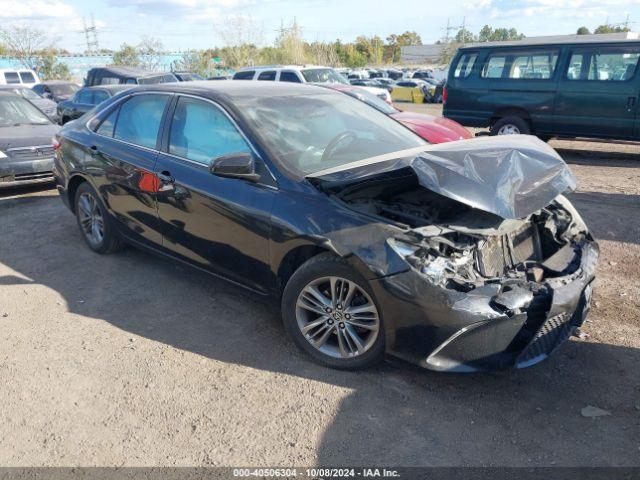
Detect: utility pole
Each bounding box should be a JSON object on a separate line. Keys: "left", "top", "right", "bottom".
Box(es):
{"left": 82, "top": 15, "right": 99, "bottom": 55}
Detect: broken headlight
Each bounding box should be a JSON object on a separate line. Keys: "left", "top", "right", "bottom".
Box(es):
{"left": 388, "top": 237, "right": 476, "bottom": 286}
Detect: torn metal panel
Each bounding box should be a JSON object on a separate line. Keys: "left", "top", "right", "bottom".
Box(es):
{"left": 309, "top": 135, "right": 576, "bottom": 219}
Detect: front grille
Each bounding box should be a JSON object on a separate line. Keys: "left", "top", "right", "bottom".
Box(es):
{"left": 516, "top": 312, "right": 573, "bottom": 367}
{"left": 7, "top": 146, "right": 55, "bottom": 162}
{"left": 476, "top": 222, "right": 542, "bottom": 277}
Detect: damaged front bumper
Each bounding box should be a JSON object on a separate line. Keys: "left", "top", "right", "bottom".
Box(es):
{"left": 369, "top": 240, "right": 598, "bottom": 372}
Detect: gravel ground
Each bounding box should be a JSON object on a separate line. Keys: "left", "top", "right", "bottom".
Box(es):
{"left": 0, "top": 105, "right": 638, "bottom": 467}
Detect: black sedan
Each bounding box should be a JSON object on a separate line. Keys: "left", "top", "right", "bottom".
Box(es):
{"left": 0, "top": 91, "right": 59, "bottom": 188}
{"left": 53, "top": 82, "right": 597, "bottom": 372}
{"left": 57, "top": 85, "right": 132, "bottom": 124}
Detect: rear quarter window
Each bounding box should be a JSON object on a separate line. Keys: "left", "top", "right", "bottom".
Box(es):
{"left": 453, "top": 53, "right": 478, "bottom": 78}
{"left": 19, "top": 72, "right": 36, "bottom": 83}
{"left": 233, "top": 71, "right": 255, "bottom": 80}
{"left": 279, "top": 71, "right": 301, "bottom": 83}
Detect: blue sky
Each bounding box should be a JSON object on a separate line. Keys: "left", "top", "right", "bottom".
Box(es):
{"left": 3, "top": 0, "right": 640, "bottom": 51}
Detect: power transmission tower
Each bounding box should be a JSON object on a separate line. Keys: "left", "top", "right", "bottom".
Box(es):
{"left": 82, "top": 15, "right": 100, "bottom": 55}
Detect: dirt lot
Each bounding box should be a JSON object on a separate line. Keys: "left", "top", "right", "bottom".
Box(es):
{"left": 0, "top": 105, "right": 638, "bottom": 467}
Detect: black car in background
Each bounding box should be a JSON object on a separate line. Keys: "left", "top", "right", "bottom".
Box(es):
{"left": 32, "top": 81, "right": 80, "bottom": 103}
{"left": 0, "top": 85, "right": 59, "bottom": 122}
{"left": 85, "top": 67, "right": 178, "bottom": 86}
{"left": 54, "top": 82, "right": 597, "bottom": 372}
{"left": 0, "top": 91, "right": 59, "bottom": 188}
{"left": 57, "top": 85, "right": 132, "bottom": 124}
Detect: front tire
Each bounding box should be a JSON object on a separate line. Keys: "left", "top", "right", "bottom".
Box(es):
{"left": 74, "top": 182, "right": 123, "bottom": 254}
{"left": 282, "top": 253, "right": 385, "bottom": 370}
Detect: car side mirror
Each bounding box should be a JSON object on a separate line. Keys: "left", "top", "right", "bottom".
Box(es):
{"left": 210, "top": 152, "right": 260, "bottom": 182}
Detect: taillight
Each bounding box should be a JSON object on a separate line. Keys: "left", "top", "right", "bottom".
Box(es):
{"left": 442, "top": 86, "right": 447, "bottom": 105}
{"left": 52, "top": 137, "right": 61, "bottom": 150}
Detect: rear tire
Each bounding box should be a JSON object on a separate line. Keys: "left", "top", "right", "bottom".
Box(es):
{"left": 281, "top": 253, "right": 385, "bottom": 370}
{"left": 74, "top": 182, "right": 123, "bottom": 254}
{"left": 491, "top": 116, "right": 531, "bottom": 136}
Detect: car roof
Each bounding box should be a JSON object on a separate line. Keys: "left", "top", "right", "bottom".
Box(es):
{"left": 238, "top": 65, "right": 331, "bottom": 72}
{"left": 0, "top": 84, "right": 28, "bottom": 90}
{"left": 82, "top": 85, "right": 132, "bottom": 92}
{"left": 40, "top": 80, "right": 78, "bottom": 85}
{"left": 126, "top": 80, "right": 337, "bottom": 100}
{"left": 88, "top": 66, "right": 168, "bottom": 77}
{"left": 460, "top": 32, "right": 640, "bottom": 50}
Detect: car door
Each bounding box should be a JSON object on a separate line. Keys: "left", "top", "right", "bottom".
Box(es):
{"left": 89, "top": 92, "right": 172, "bottom": 248}
{"left": 553, "top": 44, "right": 640, "bottom": 139}
{"left": 154, "top": 95, "right": 277, "bottom": 292}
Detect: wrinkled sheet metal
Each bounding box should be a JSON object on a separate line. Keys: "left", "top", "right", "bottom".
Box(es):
{"left": 308, "top": 135, "right": 576, "bottom": 219}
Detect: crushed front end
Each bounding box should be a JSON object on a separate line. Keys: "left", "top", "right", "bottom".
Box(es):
{"left": 374, "top": 195, "right": 598, "bottom": 371}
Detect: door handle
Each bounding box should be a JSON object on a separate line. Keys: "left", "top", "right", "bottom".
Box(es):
{"left": 157, "top": 171, "right": 175, "bottom": 192}
{"left": 89, "top": 145, "right": 100, "bottom": 156}
{"left": 627, "top": 96, "right": 637, "bottom": 111}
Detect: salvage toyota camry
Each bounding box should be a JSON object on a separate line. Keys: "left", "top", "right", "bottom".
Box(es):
{"left": 53, "top": 82, "right": 598, "bottom": 372}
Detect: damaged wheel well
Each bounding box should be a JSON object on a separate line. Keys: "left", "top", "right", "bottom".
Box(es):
{"left": 277, "top": 245, "right": 332, "bottom": 295}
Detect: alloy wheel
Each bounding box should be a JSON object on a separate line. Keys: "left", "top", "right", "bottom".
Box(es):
{"left": 295, "top": 276, "right": 380, "bottom": 359}
{"left": 77, "top": 192, "right": 105, "bottom": 247}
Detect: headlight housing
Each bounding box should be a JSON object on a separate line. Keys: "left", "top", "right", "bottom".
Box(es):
{"left": 388, "top": 237, "right": 476, "bottom": 287}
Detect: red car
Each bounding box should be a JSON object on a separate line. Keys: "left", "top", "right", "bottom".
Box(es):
{"left": 321, "top": 83, "right": 472, "bottom": 144}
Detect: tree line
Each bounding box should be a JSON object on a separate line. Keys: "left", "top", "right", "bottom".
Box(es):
{"left": 0, "top": 19, "right": 633, "bottom": 81}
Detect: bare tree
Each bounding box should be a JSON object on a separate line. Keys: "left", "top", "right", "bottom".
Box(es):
{"left": 137, "top": 37, "right": 164, "bottom": 70}
{"left": 0, "top": 25, "right": 53, "bottom": 71}
{"left": 214, "top": 15, "right": 264, "bottom": 68}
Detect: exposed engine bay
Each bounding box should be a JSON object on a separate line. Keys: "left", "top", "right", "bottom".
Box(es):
{"left": 319, "top": 167, "right": 590, "bottom": 293}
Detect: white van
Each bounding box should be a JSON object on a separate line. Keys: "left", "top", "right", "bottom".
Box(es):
{"left": 232, "top": 65, "right": 391, "bottom": 102}
{"left": 0, "top": 69, "right": 40, "bottom": 88}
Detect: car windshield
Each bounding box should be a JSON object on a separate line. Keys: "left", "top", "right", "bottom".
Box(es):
{"left": 50, "top": 84, "right": 79, "bottom": 96}
{"left": 0, "top": 95, "right": 51, "bottom": 126}
{"left": 301, "top": 68, "right": 348, "bottom": 84}
{"left": 236, "top": 91, "right": 424, "bottom": 177}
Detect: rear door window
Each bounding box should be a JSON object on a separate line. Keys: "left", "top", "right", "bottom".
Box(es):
{"left": 257, "top": 71, "right": 276, "bottom": 81}
{"left": 453, "top": 53, "right": 477, "bottom": 78}
{"left": 4, "top": 72, "right": 20, "bottom": 84}
{"left": 168, "top": 96, "right": 250, "bottom": 165}
{"left": 19, "top": 72, "right": 36, "bottom": 83}
{"left": 233, "top": 71, "right": 255, "bottom": 80}
{"left": 481, "top": 55, "right": 506, "bottom": 78}
{"left": 280, "top": 71, "right": 301, "bottom": 83}
{"left": 508, "top": 51, "right": 558, "bottom": 79}
{"left": 113, "top": 94, "right": 169, "bottom": 149}
{"left": 567, "top": 48, "right": 640, "bottom": 81}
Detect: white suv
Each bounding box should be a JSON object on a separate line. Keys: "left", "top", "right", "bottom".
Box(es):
{"left": 232, "top": 65, "right": 391, "bottom": 103}
{"left": 0, "top": 69, "right": 40, "bottom": 88}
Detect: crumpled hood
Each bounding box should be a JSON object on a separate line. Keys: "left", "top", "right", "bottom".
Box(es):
{"left": 307, "top": 135, "right": 576, "bottom": 220}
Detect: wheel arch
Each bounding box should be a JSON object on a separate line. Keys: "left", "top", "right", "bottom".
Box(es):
{"left": 490, "top": 107, "right": 532, "bottom": 126}
{"left": 275, "top": 243, "right": 372, "bottom": 296}
{"left": 66, "top": 174, "right": 91, "bottom": 213}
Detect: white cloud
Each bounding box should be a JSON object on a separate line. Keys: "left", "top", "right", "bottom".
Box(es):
{"left": 0, "top": 0, "right": 76, "bottom": 19}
